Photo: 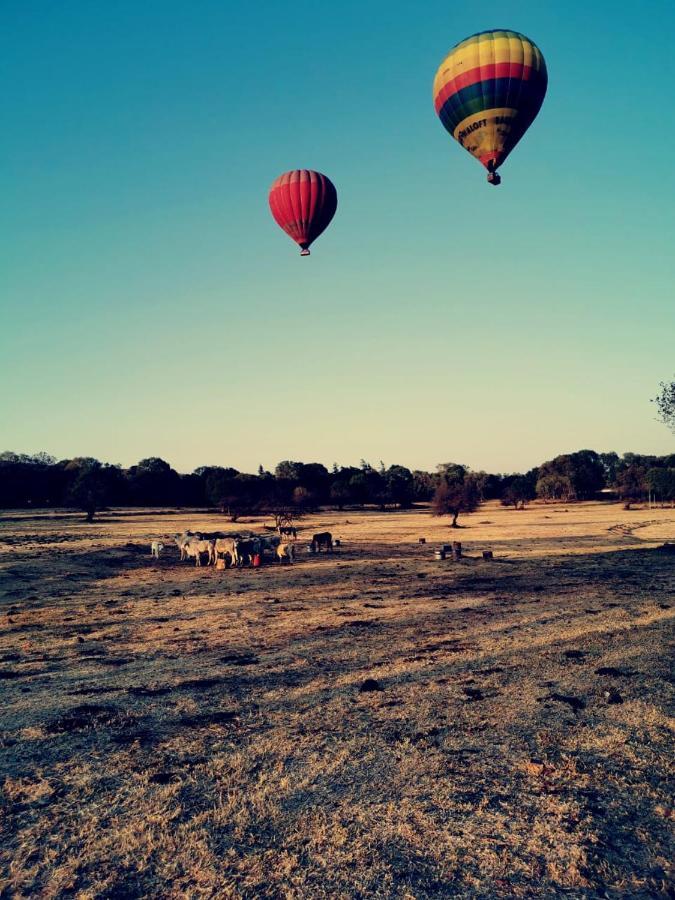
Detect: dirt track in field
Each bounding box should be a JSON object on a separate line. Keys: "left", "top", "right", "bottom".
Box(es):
{"left": 1, "top": 502, "right": 674, "bottom": 898}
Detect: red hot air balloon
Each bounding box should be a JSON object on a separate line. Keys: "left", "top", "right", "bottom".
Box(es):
{"left": 268, "top": 170, "right": 337, "bottom": 256}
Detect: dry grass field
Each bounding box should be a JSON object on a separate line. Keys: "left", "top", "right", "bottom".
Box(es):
{"left": 1, "top": 502, "right": 673, "bottom": 899}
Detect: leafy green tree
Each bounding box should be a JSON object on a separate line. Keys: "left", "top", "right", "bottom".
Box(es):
{"left": 64, "top": 458, "right": 121, "bottom": 521}
{"left": 535, "top": 450, "right": 604, "bottom": 501}
{"left": 501, "top": 475, "right": 535, "bottom": 509}
{"left": 432, "top": 464, "right": 479, "bottom": 527}
{"left": 384, "top": 465, "right": 414, "bottom": 508}
{"left": 201, "top": 467, "right": 240, "bottom": 511}
{"left": 329, "top": 481, "right": 350, "bottom": 509}
{"left": 616, "top": 464, "right": 648, "bottom": 508}
{"left": 411, "top": 470, "right": 438, "bottom": 502}
{"left": 646, "top": 467, "right": 675, "bottom": 503}
{"left": 653, "top": 379, "right": 675, "bottom": 432}
{"left": 600, "top": 452, "right": 620, "bottom": 487}
{"left": 126, "top": 457, "right": 180, "bottom": 506}
{"left": 348, "top": 472, "right": 370, "bottom": 506}
{"left": 536, "top": 473, "right": 574, "bottom": 501}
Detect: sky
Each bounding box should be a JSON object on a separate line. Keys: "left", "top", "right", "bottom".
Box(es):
{"left": 1, "top": 0, "right": 674, "bottom": 475}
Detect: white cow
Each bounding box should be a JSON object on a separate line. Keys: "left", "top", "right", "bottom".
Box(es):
{"left": 175, "top": 531, "right": 201, "bottom": 561}
{"left": 214, "top": 537, "right": 239, "bottom": 568}
{"left": 183, "top": 538, "right": 215, "bottom": 567}
{"left": 150, "top": 541, "right": 164, "bottom": 559}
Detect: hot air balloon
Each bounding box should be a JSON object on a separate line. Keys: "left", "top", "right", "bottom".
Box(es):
{"left": 433, "top": 30, "right": 547, "bottom": 185}
{"left": 268, "top": 169, "right": 337, "bottom": 256}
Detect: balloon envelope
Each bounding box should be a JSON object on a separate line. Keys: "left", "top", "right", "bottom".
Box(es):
{"left": 433, "top": 30, "right": 547, "bottom": 183}
{"left": 269, "top": 170, "right": 337, "bottom": 255}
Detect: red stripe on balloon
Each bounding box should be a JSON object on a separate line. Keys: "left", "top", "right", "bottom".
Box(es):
{"left": 434, "top": 63, "right": 534, "bottom": 112}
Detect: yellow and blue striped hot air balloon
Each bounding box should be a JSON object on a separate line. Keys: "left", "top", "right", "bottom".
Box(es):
{"left": 433, "top": 30, "right": 547, "bottom": 185}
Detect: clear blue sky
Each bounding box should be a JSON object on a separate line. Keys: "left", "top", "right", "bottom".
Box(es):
{"left": 2, "top": 0, "right": 673, "bottom": 474}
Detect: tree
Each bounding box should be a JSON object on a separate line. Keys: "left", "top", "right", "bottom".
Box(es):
{"left": 536, "top": 473, "right": 573, "bottom": 501}
{"left": 218, "top": 474, "right": 261, "bottom": 521}
{"left": 0, "top": 452, "right": 61, "bottom": 508}
{"left": 411, "top": 470, "right": 438, "bottom": 502}
{"left": 600, "top": 452, "right": 620, "bottom": 487}
{"left": 646, "top": 467, "right": 675, "bottom": 504}
{"left": 501, "top": 474, "right": 535, "bottom": 509}
{"left": 275, "top": 460, "right": 302, "bottom": 482}
{"left": 63, "top": 458, "right": 119, "bottom": 521}
{"left": 327, "top": 466, "right": 361, "bottom": 508}
{"left": 384, "top": 465, "right": 413, "bottom": 508}
{"left": 126, "top": 457, "right": 180, "bottom": 506}
{"left": 432, "top": 464, "right": 479, "bottom": 527}
{"left": 473, "top": 471, "right": 504, "bottom": 501}
{"left": 653, "top": 379, "right": 675, "bottom": 432}
{"left": 200, "top": 467, "right": 240, "bottom": 511}
{"left": 329, "top": 481, "right": 351, "bottom": 509}
{"left": 535, "top": 450, "right": 605, "bottom": 501}
{"left": 348, "top": 471, "right": 370, "bottom": 506}
{"left": 616, "top": 464, "right": 648, "bottom": 508}
{"left": 292, "top": 486, "right": 312, "bottom": 512}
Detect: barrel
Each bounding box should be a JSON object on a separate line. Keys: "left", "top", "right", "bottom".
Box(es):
{"left": 434, "top": 549, "right": 446, "bottom": 560}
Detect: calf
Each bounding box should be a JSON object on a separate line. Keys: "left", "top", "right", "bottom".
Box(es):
{"left": 150, "top": 540, "right": 164, "bottom": 559}
{"left": 276, "top": 542, "right": 295, "bottom": 564}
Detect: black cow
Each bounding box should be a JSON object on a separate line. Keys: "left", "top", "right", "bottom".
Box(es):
{"left": 311, "top": 531, "right": 333, "bottom": 553}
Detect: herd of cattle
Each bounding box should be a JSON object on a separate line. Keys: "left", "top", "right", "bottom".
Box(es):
{"left": 150, "top": 529, "right": 334, "bottom": 568}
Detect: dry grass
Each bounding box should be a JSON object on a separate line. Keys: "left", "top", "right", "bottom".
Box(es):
{"left": 0, "top": 502, "right": 673, "bottom": 898}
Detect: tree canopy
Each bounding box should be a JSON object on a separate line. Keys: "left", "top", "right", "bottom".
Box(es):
{"left": 1, "top": 449, "right": 673, "bottom": 513}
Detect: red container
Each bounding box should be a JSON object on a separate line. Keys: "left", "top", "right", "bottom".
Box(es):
{"left": 252, "top": 554, "right": 261, "bottom": 568}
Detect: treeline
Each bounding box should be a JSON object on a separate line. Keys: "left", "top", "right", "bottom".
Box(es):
{"left": 1, "top": 449, "right": 674, "bottom": 520}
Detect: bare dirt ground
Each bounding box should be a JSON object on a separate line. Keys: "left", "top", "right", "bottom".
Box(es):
{"left": 1, "top": 502, "right": 673, "bottom": 899}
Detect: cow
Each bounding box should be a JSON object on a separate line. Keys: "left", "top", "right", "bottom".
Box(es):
{"left": 276, "top": 542, "right": 295, "bottom": 564}
{"left": 175, "top": 531, "right": 201, "bottom": 561}
{"left": 278, "top": 526, "right": 298, "bottom": 539}
{"left": 259, "top": 534, "right": 281, "bottom": 554}
{"left": 150, "top": 540, "right": 164, "bottom": 559}
{"left": 311, "top": 531, "right": 333, "bottom": 553}
{"left": 183, "top": 538, "right": 215, "bottom": 567}
{"left": 214, "top": 537, "right": 239, "bottom": 568}
{"left": 234, "top": 538, "right": 261, "bottom": 567}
